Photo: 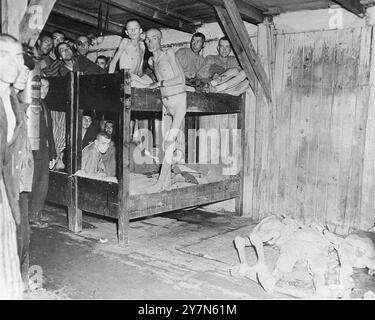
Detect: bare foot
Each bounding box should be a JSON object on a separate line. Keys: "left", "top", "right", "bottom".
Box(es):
{"left": 257, "top": 270, "right": 276, "bottom": 293}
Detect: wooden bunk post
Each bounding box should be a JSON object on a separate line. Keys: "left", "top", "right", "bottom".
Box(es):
{"left": 118, "top": 69, "right": 132, "bottom": 246}
{"left": 235, "top": 92, "right": 255, "bottom": 217}
{"left": 67, "top": 72, "right": 82, "bottom": 232}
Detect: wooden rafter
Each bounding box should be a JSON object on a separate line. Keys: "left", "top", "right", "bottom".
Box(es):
{"left": 53, "top": 2, "right": 123, "bottom": 36}
{"left": 103, "top": 0, "right": 198, "bottom": 33}
{"left": 332, "top": 0, "right": 366, "bottom": 17}
{"left": 218, "top": 0, "right": 272, "bottom": 101}
{"left": 19, "top": 0, "right": 56, "bottom": 47}
{"left": 201, "top": 0, "right": 264, "bottom": 24}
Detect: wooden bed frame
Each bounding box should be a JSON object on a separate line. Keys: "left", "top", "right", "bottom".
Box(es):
{"left": 45, "top": 71, "right": 247, "bottom": 246}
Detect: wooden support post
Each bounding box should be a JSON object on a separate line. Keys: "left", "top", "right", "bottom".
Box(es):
{"left": 1, "top": 0, "right": 27, "bottom": 38}
{"left": 19, "top": 0, "right": 56, "bottom": 47}
{"left": 221, "top": 0, "right": 272, "bottom": 102}
{"left": 118, "top": 69, "right": 131, "bottom": 246}
{"left": 235, "top": 91, "right": 256, "bottom": 216}
{"left": 67, "top": 72, "right": 82, "bottom": 233}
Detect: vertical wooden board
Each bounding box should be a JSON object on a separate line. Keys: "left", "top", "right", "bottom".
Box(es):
{"left": 326, "top": 28, "right": 350, "bottom": 233}
{"left": 286, "top": 32, "right": 305, "bottom": 220}
{"left": 301, "top": 31, "right": 324, "bottom": 224}
{"left": 334, "top": 28, "right": 358, "bottom": 234}
{"left": 324, "top": 30, "right": 341, "bottom": 229}
{"left": 346, "top": 27, "right": 371, "bottom": 232}
{"left": 273, "top": 33, "right": 286, "bottom": 216}
{"left": 314, "top": 30, "right": 338, "bottom": 226}
{"left": 295, "top": 32, "right": 315, "bottom": 223}
{"left": 360, "top": 25, "right": 375, "bottom": 231}
{"left": 281, "top": 32, "right": 298, "bottom": 219}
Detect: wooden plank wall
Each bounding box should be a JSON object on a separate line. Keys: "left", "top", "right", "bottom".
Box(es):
{"left": 253, "top": 26, "right": 374, "bottom": 234}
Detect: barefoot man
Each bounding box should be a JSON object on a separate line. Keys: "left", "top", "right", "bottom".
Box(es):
{"left": 145, "top": 28, "right": 186, "bottom": 193}
{"left": 108, "top": 19, "right": 145, "bottom": 75}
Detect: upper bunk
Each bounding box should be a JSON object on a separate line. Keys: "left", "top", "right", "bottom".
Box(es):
{"left": 44, "top": 72, "right": 242, "bottom": 115}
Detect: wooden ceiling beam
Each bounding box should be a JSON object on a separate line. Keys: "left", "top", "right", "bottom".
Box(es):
{"left": 19, "top": 0, "right": 56, "bottom": 47}
{"left": 103, "top": 0, "right": 198, "bottom": 33}
{"left": 201, "top": 0, "right": 264, "bottom": 24}
{"left": 332, "top": 0, "right": 366, "bottom": 16}
{"left": 53, "top": 2, "right": 123, "bottom": 36}
{"left": 44, "top": 22, "right": 82, "bottom": 40}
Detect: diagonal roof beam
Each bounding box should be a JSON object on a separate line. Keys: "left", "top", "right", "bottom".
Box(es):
{"left": 201, "top": 0, "right": 264, "bottom": 24}
{"left": 103, "top": 0, "right": 198, "bottom": 33}
{"left": 19, "top": 0, "right": 56, "bottom": 47}
{"left": 53, "top": 2, "right": 123, "bottom": 35}
{"left": 221, "top": 0, "right": 272, "bottom": 101}
{"left": 332, "top": 0, "right": 366, "bottom": 17}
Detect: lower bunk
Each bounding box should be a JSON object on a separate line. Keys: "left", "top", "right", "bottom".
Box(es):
{"left": 47, "top": 169, "right": 240, "bottom": 223}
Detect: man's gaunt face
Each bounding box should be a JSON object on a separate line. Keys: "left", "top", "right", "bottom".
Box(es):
{"left": 0, "top": 41, "right": 24, "bottom": 84}
{"left": 145, "top": 30, "right": 161, "bottom": 52}
{"left": 52, "top": 32, "right": 65, "bottom": 48}
{"left": 38, "top": 36, "right": 53, "bottom": 55}
{"left": 125, "top": 21, "right": 142, "bottom": 40}
{"left": 190, "top": 36, "right": 204, "bottom": 54}
{"left": 218, "top": 39, "right": 232, "bottom": 58}
{"left": 95, "top": 135, "right": 111, "bottom": 154}
{"left": 76, "top": 36, "right": 90, "bottom": 56}
{"left": 82, "top": 115, "right": 92, "bottom": 129}
{"left": 58, "top": 43, "right": 73, "bottom": 61}
{"left": 40, "top": 79, "right": 50, "bottom": 100}
{"left": 104, "top": 122, "right": 114, "bottom": 136}
{"left": 96, "top": 58, "right": 107, "bottom": 70}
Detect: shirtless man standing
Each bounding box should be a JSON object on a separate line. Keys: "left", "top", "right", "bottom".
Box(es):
{"left": 108, "top": 19, "right": 145, "bottom": 75}
{"left": 145, "top": 28, "right": 186, "bottom": 193}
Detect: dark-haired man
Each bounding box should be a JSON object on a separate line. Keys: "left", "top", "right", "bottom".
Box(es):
{"left": 81, "top": 131, "right": 112, "bottom": 178}
{"left": 95, "top": 55, "right": 109, "bottom": 71}
{"left": 33, "top": 33, "right": 53, "bottom": 69}
{"left": 197, "top": 36, "right": 239, "bottom": 81}
{"left": 76, "top": 35, "right": 90, "bottom": 57}
{"left": 54, "top": 42, "right": 105, "bottom": 77}
{"left": 176, "top": 32, "right": 206, "bottom": 80}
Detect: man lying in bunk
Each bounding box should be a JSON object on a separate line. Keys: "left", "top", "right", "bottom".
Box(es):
{"left": 80, "top": 131, "right": 114, "bottom": 179}
{"left": 197, "top": 36, "right": 250, "bottom": 96}
{"left": 42, "top": 42, "right": 105, "bottom": 77}
{"left": 82, "top": 111, "right": 100, "bottom": 150}
{"left": 144, "top": 28, "right": 187, "bottom": 193}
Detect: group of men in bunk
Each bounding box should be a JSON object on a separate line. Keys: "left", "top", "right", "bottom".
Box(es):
{"left": 36, "top": 19, "right": 248, "bottom": 192}
{"left": 0, "top": 19, "right": 249, "bottom": 298}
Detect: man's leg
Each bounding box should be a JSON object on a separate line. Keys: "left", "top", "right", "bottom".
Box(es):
{"left": 17, "top": 192, "right": 30, "bottom": 290}
{"left": 147, "top": 94, "right": 186, "bottom": 193}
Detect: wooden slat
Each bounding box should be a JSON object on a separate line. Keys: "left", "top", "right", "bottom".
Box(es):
{"left": 66, "top": 73, "right": 82, "bottom": 233}
{"left": 44, "top": 76, "right": 69, "bottom": 111}
{"left": 222, "top": 0, "right": 272, "bottom": 102}
{"left": 360, "top": 25, "right": 375, "bottom": 231}
{"left": 129, "top": 175, "right": 240, "bottom": 219}
{"left": 107, "top": 0, "right": 197, "bottom": 33}
{"left": 19, "top": 0, "right": 56, "bottom": 47}
{"left": 117, "top": 70, "right": 131, "bottom": 246}
{"left": 52, "top": 2, "right": 123, "bottom": 36}
{"left": 46, "top": 171, "right": 69, "bottom": 205}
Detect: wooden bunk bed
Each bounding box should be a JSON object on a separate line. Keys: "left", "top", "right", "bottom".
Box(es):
{"left": 45, "top": 71, "right": 246, "bottom": 246}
